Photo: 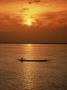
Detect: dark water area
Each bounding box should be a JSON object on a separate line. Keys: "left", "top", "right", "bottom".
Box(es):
{"left": 0, "top": 44, "right": 67, "bottom": 90}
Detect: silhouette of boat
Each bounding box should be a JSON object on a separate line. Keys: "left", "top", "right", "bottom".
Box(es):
{"left": 17, "top": 57, "right": 24, "bottom": 62}
{"left": 17, "top": 57, "right": 48, "bottom": 62}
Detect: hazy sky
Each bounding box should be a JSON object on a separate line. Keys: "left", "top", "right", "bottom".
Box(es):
{"left": 0, "top": 0, "right": 67, "bottom": 43}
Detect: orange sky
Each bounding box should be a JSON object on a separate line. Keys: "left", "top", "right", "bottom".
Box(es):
{"left": 0, "top": 0, "right": 67, "bottom": 43}
{"left": 0, "top": 1, "right": 67, "bottom": 26}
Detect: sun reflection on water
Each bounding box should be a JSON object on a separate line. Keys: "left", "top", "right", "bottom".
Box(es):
{"left": 23, "top": 44, "right": 34, "bottom": 60}
{"left": 27, "top": 44, "right": 32, "bottom": 47}
{"left": 21, "top": 44, "right": 48, "bottom": 60}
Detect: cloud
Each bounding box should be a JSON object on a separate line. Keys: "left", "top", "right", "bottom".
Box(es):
{"left": 0, "top": 10, "right": 67, "bottom": 43}
{"left": 37, "top": 10, "right": 67, "bottom": 29}
{"left": 0, "top": 0, "right": 67, "bottom": 3}
{"left": 0, "top": 10, "right": 67, "bottom": 30}
{"left": 0, "top": 13, "right": 23, "bottom": 32}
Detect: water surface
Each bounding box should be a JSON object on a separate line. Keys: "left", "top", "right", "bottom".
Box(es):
{"left": 0, "top": 44, "right": 67, "bottom": 90}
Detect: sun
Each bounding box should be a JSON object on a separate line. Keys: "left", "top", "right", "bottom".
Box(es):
{"left": 24, "top": 18, "right": 33, "bottom": 26}
{"left": 20, "top": 4, "right": 46, "bottom": 26}
{"left": 26, "top": 21, "right": 32, "bottom": 26}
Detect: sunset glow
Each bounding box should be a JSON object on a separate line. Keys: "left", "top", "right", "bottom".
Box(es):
{"left": 20, "top": 4, "right": 46, "bottom": 26}
{"left": 23, "top": 18, "right": 34, "bottom": 26}
{"left": 0, "top": 0, "right": 67, "bottom": 43}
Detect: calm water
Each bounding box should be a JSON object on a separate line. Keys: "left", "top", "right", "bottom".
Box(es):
{"left": 0, "top": 44, "right": 67, "bottom": 90}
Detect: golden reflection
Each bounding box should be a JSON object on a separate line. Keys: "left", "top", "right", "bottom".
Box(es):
{"left": 22, "top": 44, "right": 34, "bottom": 60}
{"left": 21, "top": 62, "right": 35, "bottom": 89}
{"left": 27, "top": 44, "right": 32, "bottom": 47}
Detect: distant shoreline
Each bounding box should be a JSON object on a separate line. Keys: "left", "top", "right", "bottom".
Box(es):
{"left": 0, "top": 43, "right": 67, "bottom": 44}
